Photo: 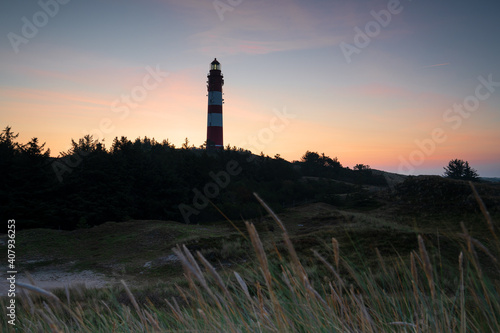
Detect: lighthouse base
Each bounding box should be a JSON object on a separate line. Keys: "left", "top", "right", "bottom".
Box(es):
{"left": 207, "top": 126, "right": 223, "bottom": 149}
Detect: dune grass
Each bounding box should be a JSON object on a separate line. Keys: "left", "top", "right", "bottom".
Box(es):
{"left": 3, "top": 183, "right": 500, "bottom": 332}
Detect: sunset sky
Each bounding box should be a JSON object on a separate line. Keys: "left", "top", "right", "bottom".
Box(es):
{"left": 1, "top": 0, "right": 499, "bottom": 176}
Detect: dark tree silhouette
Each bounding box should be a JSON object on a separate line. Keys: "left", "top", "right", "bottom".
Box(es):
{"left": 0, "top": 126, "right": 20, "bottom": 148}
{"left": 0, "top": 127, "right": 20, "bottom": 171}
{"left": 23, "top": 137, "right": 50, "bottom": 158}
{"left": 301, "top": 151, "right": 341, "bottom": 169}
{"left": 353, "top": 164, "right": 370, "bottom": 171}
{"left": 1, "top": 128, "right": 383, "bottom": 230}
{"left": 69, "top": 134, "right": 101, "bottom": 154}
{"left": 443, "top": 159, "right": 479, "bottom": 181}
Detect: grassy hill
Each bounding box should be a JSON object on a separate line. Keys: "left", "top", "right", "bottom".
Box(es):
{"left": 1, "top": 175, "right": 499, "bottom": 331}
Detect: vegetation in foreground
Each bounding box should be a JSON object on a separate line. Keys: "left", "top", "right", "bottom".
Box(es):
{"left": 2, "top": 184, "right": 499, "bottom": 332}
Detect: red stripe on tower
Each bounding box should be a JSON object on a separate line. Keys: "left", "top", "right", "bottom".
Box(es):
{"left": 207, "top": 58, "right": 224, "bottom": 149}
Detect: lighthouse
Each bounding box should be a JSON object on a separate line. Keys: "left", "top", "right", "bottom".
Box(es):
{"left": 206, "top": 58, "right": 224, "bottom": 149}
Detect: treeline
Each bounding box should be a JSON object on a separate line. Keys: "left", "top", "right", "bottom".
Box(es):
{"left": 0, "top": 127, "right": 386, "bottom": 230}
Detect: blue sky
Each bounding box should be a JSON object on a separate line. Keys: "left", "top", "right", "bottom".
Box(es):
{"left": 1, "top": 0, "right": 499, "bottom": 176}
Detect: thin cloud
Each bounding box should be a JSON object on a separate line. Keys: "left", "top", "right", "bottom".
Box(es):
{"left": 422, "top": 63, "right": 450, "bottom": 68}
{"left": 187, "top": 0, "right": 356, "bottom": 56}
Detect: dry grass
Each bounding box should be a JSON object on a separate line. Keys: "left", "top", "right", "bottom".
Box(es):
{"left": 2, "top": 185, "right": 500, "bottom": 332}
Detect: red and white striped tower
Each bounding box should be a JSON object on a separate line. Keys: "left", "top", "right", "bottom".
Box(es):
{"left": 206, "top": 58, "right": 224, "bottom": 149}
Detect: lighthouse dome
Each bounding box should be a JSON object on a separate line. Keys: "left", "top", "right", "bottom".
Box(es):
{"left": 210, "top": 58, "right": 221, "bottom": 70}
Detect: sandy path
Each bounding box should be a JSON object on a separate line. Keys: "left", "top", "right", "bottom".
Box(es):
{"left": 1, "top": 264, "right": 116, "bottom": 297}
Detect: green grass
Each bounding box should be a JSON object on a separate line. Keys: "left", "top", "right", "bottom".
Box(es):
{"left": 2, "top": 184, "right": 499, "bottom": 332}
{"left": 11, "top": 220, "right": 237, "bottom": 278}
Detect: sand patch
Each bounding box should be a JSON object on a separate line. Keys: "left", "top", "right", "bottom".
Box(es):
{"left": 1, "top": 265, "right": 116, "bottom": 297}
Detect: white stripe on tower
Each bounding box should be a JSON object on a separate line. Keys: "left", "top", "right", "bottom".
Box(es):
{"left": 207, "top": 113, "right": 223, "bottom": 127}
{"left": 208, "top": 91, "right": 222, "bottom": 105}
